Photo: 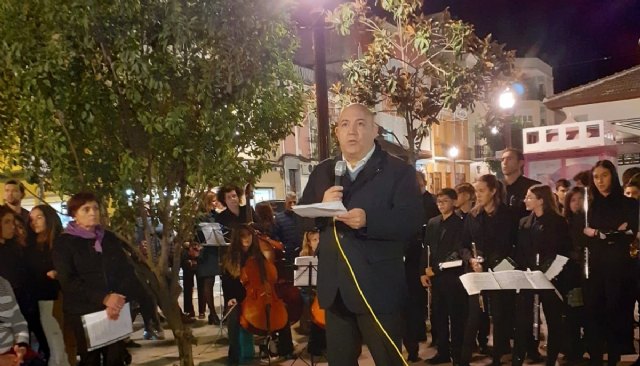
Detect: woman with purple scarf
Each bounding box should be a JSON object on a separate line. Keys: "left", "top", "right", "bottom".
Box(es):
{"left": 52, "top": 192, "right": 138, "bottom": 366}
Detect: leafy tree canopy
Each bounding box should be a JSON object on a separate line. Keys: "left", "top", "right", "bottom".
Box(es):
{"left": 0, "top": 0, "right": 304, "bottom": 363}
{"left": 326, "top": 0, "right": 515, "bottom": 163}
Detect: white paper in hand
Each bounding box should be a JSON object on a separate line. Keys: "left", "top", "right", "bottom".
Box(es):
{"left": 82, "top": 303, "right": 133, "bottom": 351}
{"left": 544, "top": 255, "right": 569, "bottom": 280}
{"left": 292, "top": 201, "right": 348, "bottom": 218}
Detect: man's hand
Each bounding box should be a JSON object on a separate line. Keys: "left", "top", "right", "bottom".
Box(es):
{"left": 46, "top": 270, "right": 57, "bottom": 279}
{"left": 583, "top": 227, "right": 597, "bottom": 237}
{"left": 228, "top": 298, "right": 237, "bottom": 307}
{"left": 336, "top": 208, "right": 366, "bottom": 229}
{"left": 425, "top": 267, "right": 435, "bottom": 278}
{"left": 322, "top": 186, "right": 343, "bottom": 203}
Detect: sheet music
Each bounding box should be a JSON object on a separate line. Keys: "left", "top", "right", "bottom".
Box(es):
{"left": 197, "top": 222, "right": 227, "bottom": 246}
{"left": 292, "top": 201, "right": 347, "bottom": 218}
{"left": 459, "top": 272, "right": 500, "bottom": 295}
{"left": 544, "top": 255, "right": 568, "bottom": 280}
{"left": 493, "top": 258, "right": 515, "bottom": 272}
{"left": 82, "top": 303, "right": 133, "bottom": 351}
{"left": 459, "top": 270, "right": 558, "bottom": 295}
{"left": 493, "top": 270, "right": 534, "bottom": 290}
{"left": 294, "top": 256, "right": 318, "bottom": 287}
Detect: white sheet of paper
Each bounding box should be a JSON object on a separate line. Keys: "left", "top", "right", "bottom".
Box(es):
{"left": 493, "top": 258, "right": 515, "bottom": 272}
{"left": 492, "top": 270, "right": 534, "bottom": 290}
{"left": 439, "top": 260, "right": 463, "bottom": 270}
{"left": 459, "top": 272, "right": 501, "bottom": 295}
{"left": 294, "top": 256, "right": 318, "bottom": 287}
{"left": 82, "top": 303, "right": 133, "bottom": 351}
{"left": 544, "top": 255, "right": 569, "bottom": 280}
{"left": 292, "top": 201, "right": 348, "bottom": 218}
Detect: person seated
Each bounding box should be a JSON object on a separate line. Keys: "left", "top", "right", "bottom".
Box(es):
{"left": 0, "top": 276, "right": 45, "bottom": 366}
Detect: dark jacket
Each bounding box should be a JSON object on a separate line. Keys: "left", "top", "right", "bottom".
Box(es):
{"left": 52, "top": 231, "right": 140, "bottom": 316}
{"left": 461, "top": 204, "right": 518, "bottom": 271}
{"left": 587, "top": 192, "right": 638, "bottom": 278}
{"left": 299, "top": 144, "right": 424, "bottom": 314}
{"left": 515, "top": 211, "right": 571, "bottom": 271}
{"left": 24, "top": 240, "right": 60, "bottom": 301}
{"left": 505, "top": 175, "right": 540, "bottom": 220}
{"left": 421, "top": 213, "right": 465, "bottom": 275}
{"left": 0, "top": 239, "right": 29, "bottom": 291}
{"left": 274, "top": 210, "right": 303, "bottom": 253}
{"left": 216, "top": 205, "right": 255, "bottom": 241}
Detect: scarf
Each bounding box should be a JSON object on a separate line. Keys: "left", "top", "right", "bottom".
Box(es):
{"left": 64, "top": 221, "right": 105, "bottom": 253}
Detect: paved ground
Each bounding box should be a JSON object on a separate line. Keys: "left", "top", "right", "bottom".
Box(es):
{"left": 127, "top": 279, "right": 638, "bottom": 365}
{"left": 127, "top": 314, "right": 639, "bottom": 366}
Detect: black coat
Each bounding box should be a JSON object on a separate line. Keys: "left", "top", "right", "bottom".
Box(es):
{"left": 515, "top": 211, "right": 571, "bottom": 271}
{"left": 461, "top": 204, "right": 518, "bottom": 271}
{"left": 299, "top": 144, "right": 424, "bottom": 314}
{"left": 421, "top": 213, "right": 465, "bottom": 275}
{"left": 24, "top": 240, "right": 60, "bottom": 301}
{"left": 52, "top": 231, "right": 140, "bottom": 316}
{"left": 505, "top": 175, "right": 540, "bottom": 220}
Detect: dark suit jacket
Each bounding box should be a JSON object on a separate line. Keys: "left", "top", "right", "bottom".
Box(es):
{"left": 299, "top": 144, "right": 424, "bottom": 314}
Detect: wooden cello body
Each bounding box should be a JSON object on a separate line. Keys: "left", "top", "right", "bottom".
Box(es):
{"left": 239, "top": 256, "right": 288, "bottom": 335}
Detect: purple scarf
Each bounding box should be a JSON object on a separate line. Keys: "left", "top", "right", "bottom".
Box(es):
{"left": 64, "top": 221, "right": 105, "bottom": 253}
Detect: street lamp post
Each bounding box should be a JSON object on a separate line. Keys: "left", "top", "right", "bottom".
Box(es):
{"left": 313, "top": 19, "right": 330, "bottom": 160}
{"left": 499, "top": 88, "right": 516, "bottom": 148}
{"left": 448, "top": 146, "right": 459, "bottom": 186}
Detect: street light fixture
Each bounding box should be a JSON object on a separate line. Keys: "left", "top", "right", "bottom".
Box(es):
{"left": 448, "top": 146, "right": 459, "bottom": 185}
{"left": 498, "top": 88, "right": 516, "bottom": 147}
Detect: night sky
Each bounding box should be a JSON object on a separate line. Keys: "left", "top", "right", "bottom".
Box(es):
{"left": 418, "top": 0, "right": 640, "bottom": 93}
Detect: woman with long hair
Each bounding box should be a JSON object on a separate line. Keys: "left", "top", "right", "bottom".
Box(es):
{"left": 512, "top": 184, "right": 569, "bottom": 366}
{"left": 0, "top": 205, "right": 50, "bottom": 362}
{"left": 299, "top": 230, "right": 320, "bottom": 257}
{"left": 582, "top": 160, "right": 638, "bottom": 366}
{"left": 221, "top": 224, "right": 268, "bottom": 365}
{"left": 459, "top": 174, "right": 518, "bottom": 366}
{"left": 25, "top": 205, "right": 72, "bottom": 366}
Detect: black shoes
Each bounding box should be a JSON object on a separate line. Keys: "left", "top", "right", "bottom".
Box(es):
{"left": 427, "top": 354, "right": 451, "bottom": 364}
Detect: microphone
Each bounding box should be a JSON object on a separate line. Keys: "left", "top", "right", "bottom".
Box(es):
{"left": 334, "top": 161, "right": 347, "bottom": 186}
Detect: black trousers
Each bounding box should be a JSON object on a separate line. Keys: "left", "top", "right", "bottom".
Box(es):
{"left": 513, "top": 291, "right": 563, "bottom": 366}
{"left": 325, "top": 292, "right": 405, "bottom": 366}
{"left": 461, "top": 291, "right": 515, "bottom": 364}
{"left": 182, "top": 268, "right": 205, "bottom": 316}
{"left": 584, "top": 273, "right": 629, "bottom": 366}
{"left": 432, "top": 271, "right": 467, "bottom": 361}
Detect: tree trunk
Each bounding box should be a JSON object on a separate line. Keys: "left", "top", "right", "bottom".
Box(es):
{"left": 155, "top": 276, "right": 196, "bottom": 366}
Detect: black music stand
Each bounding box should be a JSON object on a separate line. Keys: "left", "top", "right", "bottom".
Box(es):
{"left": 291, "top": 256, "right": 322, "bottom": 366}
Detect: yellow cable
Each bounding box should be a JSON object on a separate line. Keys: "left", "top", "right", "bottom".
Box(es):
{"left": 332, "top": 219, "right": 408, "bottom": 366}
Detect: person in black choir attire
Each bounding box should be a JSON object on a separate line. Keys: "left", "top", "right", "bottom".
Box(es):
{"left": 555, "top": 179, "right": 571, "bottom": 214}
{"left": 582, "top": 160, "right": 639, "bottom": 366}
{"left": 563, "top": 187, "right": 589, "bottom": 363}
{"left": 299, "top": 103, "right": 424, "bottom": 366}
{"left": 512, "top": 184, "right": 569, "bottom": 366}
{"left": 216, "top": 185, "right": 256, "bottom": 241}
{"left": 421, "top": 188, "right": 466, "bottom": 365}
{"left": 403, "top": 171, "right": 437, "bottom": 362}
{"left": 455, "top": 182, "right": 489, "bottom": 356}
{"left": 459, "top": 174, "right": 518, "bottom": 366}
{"left": 501, "top": 148, "right": 540, "bottom": 219}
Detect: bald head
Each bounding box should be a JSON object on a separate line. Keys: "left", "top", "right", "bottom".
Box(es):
{"left": 335, "top": 103, "right": 378, "bottom": 165}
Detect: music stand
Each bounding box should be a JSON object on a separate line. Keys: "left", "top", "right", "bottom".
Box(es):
{"left": 291, "top": 256, "right": 320, "bottom": 366}
{"left": 196, "top": 222, "right": 230, "bottom": 344}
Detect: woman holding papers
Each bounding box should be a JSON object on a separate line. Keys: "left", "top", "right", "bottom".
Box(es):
{"left": 582, "top": 160, "right": 638, "bottom": 366}
{"left": 459, "top": 174, "right": 518, "bottom": 366}
{"left": 513, "top": 184, "right": 570, "bottom": 366}
{"left": 53, "top": 192, "right": 147, "bottom": 366}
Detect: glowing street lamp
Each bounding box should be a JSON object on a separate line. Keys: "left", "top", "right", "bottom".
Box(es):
{"left": 498, "top": 88, "right": 516, "bottom": 147}
{"left": 448, "top": 146, "right": 459, "bottom": 185}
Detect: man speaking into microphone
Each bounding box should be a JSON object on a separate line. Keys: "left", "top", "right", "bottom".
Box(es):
{"left": 300, "top": 103, "right": 424, "bottom": 365}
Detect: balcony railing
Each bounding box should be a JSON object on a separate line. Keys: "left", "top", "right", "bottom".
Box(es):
{"left": 522, "top": 120, "right": 615, "bottom": 154}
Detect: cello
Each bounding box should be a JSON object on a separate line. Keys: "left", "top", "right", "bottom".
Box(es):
{"left": 239, "top": 252, "right": 288, "bottom": 335}
{"left": 248, "top": 202, "right": 304, "bottom": 324}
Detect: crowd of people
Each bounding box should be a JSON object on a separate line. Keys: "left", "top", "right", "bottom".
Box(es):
{"left": 3, "top": 102, "right": 640, "bottom": 366}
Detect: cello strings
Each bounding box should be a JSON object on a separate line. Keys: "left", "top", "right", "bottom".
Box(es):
{"left": 332, "top": 219, "right": 409, "bottom": 366}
